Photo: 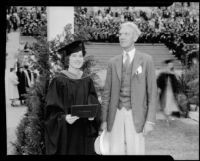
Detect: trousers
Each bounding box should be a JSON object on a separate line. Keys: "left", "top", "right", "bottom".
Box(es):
{"left": 109, "top": 108, "right": 145, "bottom": 155}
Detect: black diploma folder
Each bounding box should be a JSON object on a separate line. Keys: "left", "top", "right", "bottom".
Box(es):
{"left": 71, "top": 104, "right": 98, "bottom": 118}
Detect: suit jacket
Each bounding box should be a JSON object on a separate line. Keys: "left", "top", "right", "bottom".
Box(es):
{"left": 101, "top": 50, "right": 157, "bottom": 133}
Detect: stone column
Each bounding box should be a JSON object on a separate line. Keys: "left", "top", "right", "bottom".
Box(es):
{"left": 47, "top": 7, "right": 74, "bottom": 41}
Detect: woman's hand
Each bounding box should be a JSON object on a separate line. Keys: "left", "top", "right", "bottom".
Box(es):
{"left": 65, "top": 114, "right": 79, "bottom": 124}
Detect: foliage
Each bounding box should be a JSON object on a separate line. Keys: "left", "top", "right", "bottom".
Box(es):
{"left": 13, "top": 26, "right": 50, "bottom": 154}
{"left": 74, "top": 7, "right": 199, "bottom": 65}
{"left": 177, "top": 62, "right": 199, "bottom": 114}
{"left": 19, "top": 7, "right": 47, "bottom": 36}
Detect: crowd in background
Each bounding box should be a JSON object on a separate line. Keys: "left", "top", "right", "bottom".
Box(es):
{"left": 75, "top": 3, "right": 199, "bottom": 64}
{"left": 6, "top": 6, "right": 47, "bottom": 36}
{"left": 77, "top": 3, "right": 199, "bottom": 44}
{"left": 18, "top": 6, "right": 47, "bottom": 36}
{"left": 6, "top": 4, "right": 199, "bottom": 65}
{"left": 6, "top": 6, "right": 20, "bottom": 33}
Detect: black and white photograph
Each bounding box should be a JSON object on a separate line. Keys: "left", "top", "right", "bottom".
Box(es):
{"left": 5, "top": 3, "right": 199, "bottom": 159}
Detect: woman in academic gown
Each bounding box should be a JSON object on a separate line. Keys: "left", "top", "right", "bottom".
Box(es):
{"left": 44, "top": 40, "right": 101, "bottom": 155}
{"left": 8, "top": 67, "right": 19, "bottom": 106}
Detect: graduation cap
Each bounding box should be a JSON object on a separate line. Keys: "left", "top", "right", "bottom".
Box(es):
{"left": 163, "top": 59, "right": 175, "bottom": 64}
{"left": 24, "top": 42, "right": 31, "bottom": 52}
{"left": 57, "top": 40, "right": 86, "bottom": 57}
{"left": 163, "top": 59, "right": 175, "bottom": 71}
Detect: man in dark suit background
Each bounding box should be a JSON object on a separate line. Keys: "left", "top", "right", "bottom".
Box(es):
{"left": 24, "top": 64, "right": 34, "bottom": 89}
{"left": 16, "top": 65, "right": 26, "bottom": 105}
{"left": 100, "top": 22, "right": 157, "bottom": 155}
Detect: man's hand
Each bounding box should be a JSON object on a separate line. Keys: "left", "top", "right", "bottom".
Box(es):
{"left": 99, "top": 122, "right": 107, "bottom": 135}
{"left": 65, "top": 114, "right": 79, "bottom": 124}
{"left": 143, "top": 122, "right": 155, "bottom": 136}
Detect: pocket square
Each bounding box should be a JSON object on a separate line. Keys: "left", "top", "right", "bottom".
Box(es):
{"left": 136, "top": 65, "right": 142, "bottom": 74}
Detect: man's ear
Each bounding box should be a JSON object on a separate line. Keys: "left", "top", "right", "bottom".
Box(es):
{"left": 133, "top": 33, "right": 139, "bottom": 42}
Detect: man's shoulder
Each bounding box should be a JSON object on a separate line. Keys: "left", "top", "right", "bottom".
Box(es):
{"left": 137, "top": 50, "right": 152, "bottom": 59}
{"left": 108, "top": 55, "right": 121, "bottom": 64}
{"left": 137, "top": 50, "right": 153, "bottom": 61}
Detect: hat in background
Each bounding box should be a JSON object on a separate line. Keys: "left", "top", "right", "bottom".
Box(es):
{"left": 24, "top": 42, "right": 31, "bottom": 52}
{"left": 163, "top": 59, "right": 175, "bottom": 64}
{"left": 10, "top": 67, "right": 15, "bottom": 72}
{"left": 24, "top": 48, "right": 31, "bottom": 52}
{"left": 57, "top": 40, "right": 86, "bottom": 57}
{"left": 94, "top": 130, "right": 110, "bottom": 155}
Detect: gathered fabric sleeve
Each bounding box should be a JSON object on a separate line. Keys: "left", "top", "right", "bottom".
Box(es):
{"left": 44, "top": 77, "right": 68, "bottom": 154}
{"left": 146, "top": 56, "right": 157, "bottom": 124}
{"left": 87, "top": 78, "right": 101, "bottom": 132}
{"left": 10, "top": 74, "right": 19, "bottom": 85}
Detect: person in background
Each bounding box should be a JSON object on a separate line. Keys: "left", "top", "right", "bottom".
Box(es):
{"left": 23, "top": 64, "right": 34, "bottom": 90}
{"left": 16, "top": 64, "right": 27, "bottom": 105}
{"left": 157, "top": 59, "right": 181, "bottom": 124}
{"left": 9, "top": 67, "right": 19, "bottom": 106}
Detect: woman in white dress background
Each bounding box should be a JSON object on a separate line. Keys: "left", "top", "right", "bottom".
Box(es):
{"left": 8, "top": 67, "right": 19, "bottom": 106}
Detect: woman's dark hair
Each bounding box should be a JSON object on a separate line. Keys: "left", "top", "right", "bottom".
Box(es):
{"left": 63, "top": 56, "right": 70, "bottom": 69}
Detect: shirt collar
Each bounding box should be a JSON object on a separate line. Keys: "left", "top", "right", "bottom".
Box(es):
{"left": 123, "top": 47, "right": 136, "bottom": 63}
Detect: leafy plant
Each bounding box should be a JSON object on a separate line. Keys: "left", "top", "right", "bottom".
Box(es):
{"left": 177, "top": 62, "right": 199, "bottom": 114}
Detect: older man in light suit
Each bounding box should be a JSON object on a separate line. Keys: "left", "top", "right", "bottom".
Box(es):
{"left": 100, "top": 22, "right": 157, "bottom": 155}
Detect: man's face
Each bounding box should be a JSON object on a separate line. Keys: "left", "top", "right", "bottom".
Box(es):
{"left": 119, "top": 25, "right": 135, "bottom": 50}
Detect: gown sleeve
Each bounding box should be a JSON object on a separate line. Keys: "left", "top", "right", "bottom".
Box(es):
{"left": 157, "top": 72, "right": 167, "bottom": 91}
{"left": 84, "top": 78, "right": 101, "bottom": 154}
{"left": 44, "top": 77, "right": 68, "bottom": 154}
{"left": 87, "top": 78, "right": 101, "bottom": 134}
{"left": 169, "top": 73, "right": 180, "bottom": 95}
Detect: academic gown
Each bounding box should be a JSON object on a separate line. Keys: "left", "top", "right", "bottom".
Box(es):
{"left": 44, "top": 71, "right": 101, "bottom": 155}
{"left": 157, "top": 72, "right": 180, "bottom": 114}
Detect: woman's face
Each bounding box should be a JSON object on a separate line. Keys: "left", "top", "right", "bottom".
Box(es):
{"left": 69, "top": 50, "right": 84, "bottom": 69}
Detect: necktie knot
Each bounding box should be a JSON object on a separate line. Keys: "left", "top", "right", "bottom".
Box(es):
{"left": 124, "top": 52, "right": 130, "bottom": 65}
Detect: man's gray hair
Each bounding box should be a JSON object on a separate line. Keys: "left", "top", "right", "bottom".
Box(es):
{"left": 120, "top": 22, "right": 142, "bottom": 39}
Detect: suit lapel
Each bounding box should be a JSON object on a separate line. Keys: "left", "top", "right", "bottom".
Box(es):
{"left": 132, "top": 50, "right": 143, "bottom": 77}
{"left": 115, "top": 54, "right": 123, "bottom": 82}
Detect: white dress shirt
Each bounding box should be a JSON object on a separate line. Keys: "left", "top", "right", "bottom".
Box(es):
{"left": 123, "top": 48, "right": 136, "bottom": 64}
